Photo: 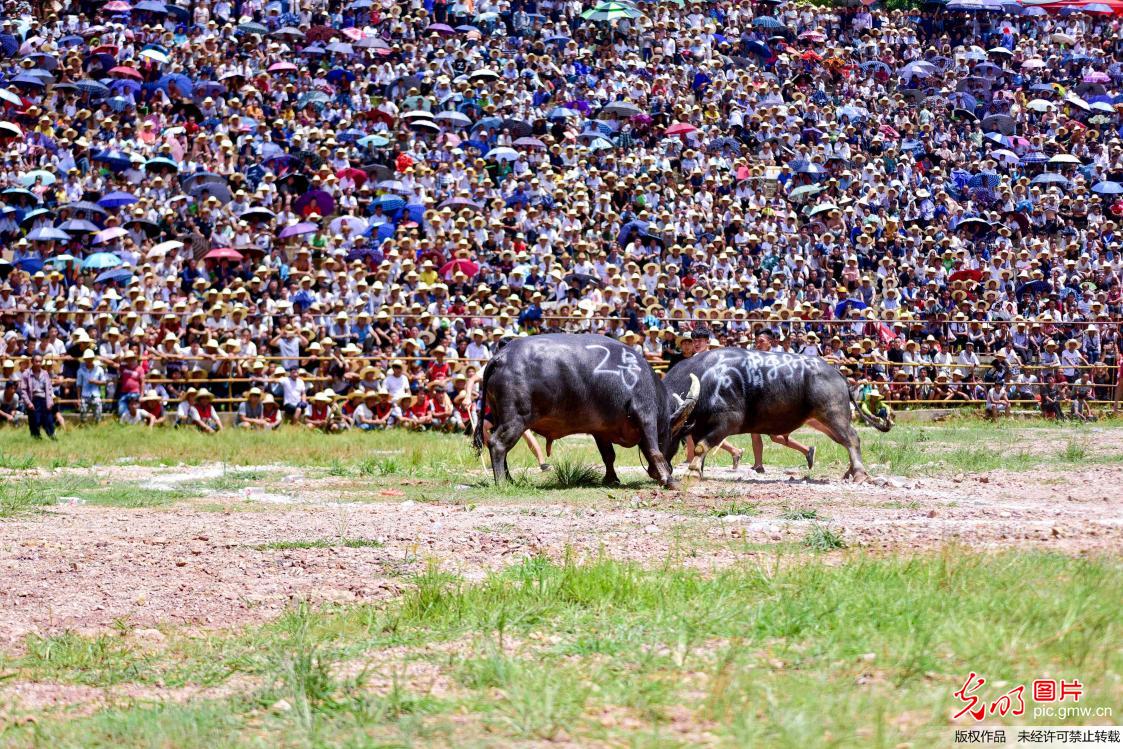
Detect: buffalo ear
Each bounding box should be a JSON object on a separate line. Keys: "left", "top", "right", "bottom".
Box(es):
{"left": 669, "top": 373, "right": 700, "bottom": 435}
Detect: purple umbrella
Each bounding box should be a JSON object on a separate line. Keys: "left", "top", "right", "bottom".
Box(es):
{"left": 278, "top": 221, "right": 318, "bottom": 238}
{"left": 426, "top": 23, "right": 456, "bottom": 35}
{"left": 293, "top": 189, "right": 334, "bottom": 217}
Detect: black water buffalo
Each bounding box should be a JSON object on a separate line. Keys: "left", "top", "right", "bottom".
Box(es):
{"left": 664, "top": 348, "right": 891, "bottom": 480}
{"left": 472, "top": 333, "right": 700, "bottom": 486}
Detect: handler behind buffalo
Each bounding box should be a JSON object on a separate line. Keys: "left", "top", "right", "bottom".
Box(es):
{"left": 664, "top": 348, "right": 891, "bottom": 481}
{"left": 473, "top": 333, "right": 699, "bottom": 487}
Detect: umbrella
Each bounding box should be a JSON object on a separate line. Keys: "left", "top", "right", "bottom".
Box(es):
{"left": 602, "top": 101, "right": 644, "bottom": 117}
{"left": 82, "top": 252, "right": 123, "bottom": 270}
{"left": 1016, "top": 280, "right": 1051, "bottom": 298}
{"left": 358, "top": 134, "right": 390, "bottom": 148}
{"left": 563, "top": 273, "right": 602, "bottom": 289}
{"left": 62, "top": 201, "right": 108, "bottom": 217}
{"left": 1030, "top": 173, "right": 1070, "bottom": 186}
{"left": 97, "top": 191, "right": 138, "bottom": 208}
{"left": 144, "top": 157, "right": 179, "bottom": 173}
{"left": 336, "top": 167, "right": 368, "bottom": 186}
{"left": 58, "top": 219, "right": 99, "bottom": 233}
{"left": 325, "top": 41, "right": 354, "bottom": 55}
{"left": 435, "top": 111, "right": 471, "bottom": 127}
{"left": 547, "top": 107, "right": 579, "bottom": 120}
{"left": 329, "top": 216, "right": 369, "bottom": 234}
{"left": 278, "top": 222, "right": 318, "bottom": 238}
{"left": 581, "top": 1, "right": 644, "bottom": 20}
{"left": 293, "top": 190, "right": 334, "bottom": 216}
{"left": 370, "top": 194, "right": 406, "bottom": 213}
{"left": 1048, "top": 154, "right": 1081, "bottom": 165}
{"left": 514, "top": 137, "right": 547, "bottom": 149}
{"left": 834, "top": 299, "right": 868, "bottom": 317}
{"left": 26, "top": 227, "right": 70, "bottom": 242}
{"left": 1092, "top": 181, "right": 1123, "bottom": 195}
{"left": 753, "top": 16, "right": 786, "bottom": 29}
{"left": 236, "top": 21, "right": 268, "bottom": 35}
{"left": 14, "top": 258, "right": 44, "bottom": 274}
{"left": 788, "top": 184, "right": 824, "bottom": 201}
{"left": 93, "top": 226, "right": 129, "bottom": 244}
{"left": 807, "top": 202, "right": 838, "bottom": 218}
{"left": 968, "top": 172, "right": 1001, "bottom": 189}
{"left": 18, "top": 169, "right": 55, "bottom": 187}
{"left": 468, "top": 68, "right": 500, "bottom": 81}
{"left": 949, "top": 269, "right": 984, "bottom": 283}
{"left": 189, "top": 182, "right": 233, "bottom": 204}
{"left": 485, "top": 147, "right": 520, "bottom": 162}
{"left": 440, "top": 258, "right": 480, "bottom": 278}
{"left": 0, "top": 88, "right": 22, "bottom": 106}
{"left": 93, "top": 149, "right": 135, "bottom": 172}
{"left": 204, "top": 247, "right": 244, "bottom": 261}
{"left": 268, "top": 62, "right": 299, "bottom": 73}
{"left": 665, "top": 122, "right": 697, "bottom": 136}
{"left": 139, "top": 48, "right": 170, "bottom": 64}
{"left": 47, "top": 254, "right": 78, "bottom": 267}
{"left": 95, "top": 267, "right": 134, "bottom": 284}
{"left": 149, "top": 240, "right": 184, "bottom": 257}
{"left": 108, "top": 65, "right": 142, "bottom": 80}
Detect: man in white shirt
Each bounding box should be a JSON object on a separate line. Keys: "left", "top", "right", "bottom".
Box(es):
{"left": 465, "top": 329, "right": 492, "bottom": 362}
{"left": 280, "top": 369, "right": 308, "bottom": 423}
{"left": 383, "top": 361, "right": 410, "bottom": 398}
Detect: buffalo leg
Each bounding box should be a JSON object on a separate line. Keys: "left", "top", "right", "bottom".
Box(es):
{"left": 688, "top": 419, "right": 735, "bottom": 478}
{"left": 807, "top": 416, "right": 867, "bottom": 481}
{"left": 488, "top": 421, "right": 524, "bottom": 483}
{"left": 594, "top": 436, "right": 620, "bottom": 485}
{"left": 637, "top": 420, "right": 674, "bottom": 487}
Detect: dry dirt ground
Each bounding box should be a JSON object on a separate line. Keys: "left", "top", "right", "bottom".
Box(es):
{"left": 1, "top": 459, "right": 1120, "bottom": 651}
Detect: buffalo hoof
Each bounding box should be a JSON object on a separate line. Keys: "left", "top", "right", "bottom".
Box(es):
{"left": 604, "top": 475, "right": 621, "bottom": 487}
{"left": 844, "top": 470, "right": 868, "bottom": 483}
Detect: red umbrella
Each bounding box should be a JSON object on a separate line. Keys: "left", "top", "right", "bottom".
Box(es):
{"left": 665, "top": 122, "right": 697, "bottom": 136}
{"left": 440, "top": 258, "right": 479, "bottom": 278}
{"left": 336, "top": 167, "right": 367, "bottom": 186}
{"left": 204, "top": 247, "right": 244, "bottom": 261}
{"left": 108, "top": 65, "right": 142, "bottom": 80}
{"left": 949, "top": 269, "right": 983, "bottom": 283}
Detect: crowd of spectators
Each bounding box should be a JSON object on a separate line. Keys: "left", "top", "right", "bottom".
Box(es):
{"left": 1, "top": 0, "right": 1123, "bottom": 435}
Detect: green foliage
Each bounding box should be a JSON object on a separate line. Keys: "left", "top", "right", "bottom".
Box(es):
{"left": 802, "top": 523, "right": 848, "bottom": 551}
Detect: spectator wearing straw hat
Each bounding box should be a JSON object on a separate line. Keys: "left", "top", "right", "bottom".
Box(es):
{"left": 236, "top": 388, "right": 269, "bottom": 430}
{"left": 191, "top": 389, "right": 222, "bottom": 434}
{"left": 75, "top": 349, "right": 107, "bottom": 424}
{"left": 119, "top": 394, "right": 157, "bottom": 429}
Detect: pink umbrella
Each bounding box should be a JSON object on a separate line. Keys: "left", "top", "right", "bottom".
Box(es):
{"left": 93, "top": 226, "right": 129, "bottom": 244}
{"left": 1083, "top": 72, "right": 1111, "bottom": 84}
{"left": 665, "top": 122, "right": 697, "bottom": 136}
{"left": 103, "top": 1, "right": 131, "bottom": 11}
{"left": 268, "top": 62, "right": 298, "bottom": 73}
{"left": 340, "top": 27, "right": 363, "bottom": 41}
{"left": 108, "top": 65, "right": 142, "bottom": 80}
{"left": 204, "top": 247, "right": 244, "bottom": 261}
{"left": 440, "top": 258, "right": 479, "bottom": 278}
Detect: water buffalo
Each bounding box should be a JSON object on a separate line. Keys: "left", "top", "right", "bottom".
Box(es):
{"left": 472, "top": 333, "right": 700, "bottom": 487}
{"left": 664, "top": 348, "right": 891, "bottom": 481}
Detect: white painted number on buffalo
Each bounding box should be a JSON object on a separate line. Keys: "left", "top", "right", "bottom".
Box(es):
{"left": 586, "top": 345, "right": 643, "bottom": 389}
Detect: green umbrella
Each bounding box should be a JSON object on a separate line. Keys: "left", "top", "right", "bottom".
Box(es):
{"left": 581, "top": 1, "right": 644, "bottom": 21}
{"left": 788, "top": 184, "right": 824, "bottom": 202}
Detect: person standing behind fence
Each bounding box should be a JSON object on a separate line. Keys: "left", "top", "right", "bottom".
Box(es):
{"left": 116, "top": 351, "right": 146, "bottom": 416}
{"left": 75, "top": 350, "right": 107, "bottom": 424}
{"left": 19, "top": 354, "right": 55, "bottom": 440}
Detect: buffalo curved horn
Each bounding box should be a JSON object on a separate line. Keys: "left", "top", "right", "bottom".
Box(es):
{"left": 670, "top": 374, "right": 700, "bottom": 434}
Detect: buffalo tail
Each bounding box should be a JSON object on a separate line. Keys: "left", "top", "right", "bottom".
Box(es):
{"left": 471, "top": 359, "right": 494, "bottom": 455}
{"left": 850, "top": 387, "right": 893, "bottom": 432}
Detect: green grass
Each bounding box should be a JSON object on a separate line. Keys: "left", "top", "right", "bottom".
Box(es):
{"left": 1, "top": 420, "right": 1121, "bottom": 479}
{"left": 802, "top": 524, "right": 848, "bottom": 552}
{"left": 253, "top": 538, "right": 384, "bottom": 551}
{"left": 7, "top": 550, "right": 1121, "bottom": 748}
{"left": 711, "top": 500, "right": 759, "bottom": 518}
{"left": 546, "top": 458, "right": 603, "bottom": 489}
{"left": 780, "top": 506, "right": 823, "bottom": 521}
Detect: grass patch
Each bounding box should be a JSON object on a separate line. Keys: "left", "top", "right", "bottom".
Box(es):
{"left": 1061, "top": 439, "right": 1088, "bottom": 463}
{"left": 711, "top": 501, "right": 759, "bottom": 518}
{"left": 545, "top": 458, "right": 603, "bottom": 489}
{"left": 802, "top": 524, "right": 848, "bottom": 551}
{"left": 780, "top": 506, "right": 822, "bottom": 521}
{"left": 0, "top": 480, "right": 58, "bottom": 517}
{"left": 6, "top": 551, "right": 1123, "bottom": 747}
{"left": 254, "top": 538, "right": 384, "bottom": 551}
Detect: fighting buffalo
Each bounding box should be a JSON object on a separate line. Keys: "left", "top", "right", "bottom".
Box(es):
{"left": 473, "top": 334, "right": 700, "bottom": 487}
{"left": 664, "top": 348, "right": 891, "bottom": 481}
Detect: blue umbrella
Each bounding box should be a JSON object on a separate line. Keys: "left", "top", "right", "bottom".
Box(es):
{"left": 26, "top": 227, "right": 70, "bottom": 242}
{"left": 370, "top": 194, "right": 406, "bottom": 213}
{"left": 75, "top": 79, "right": 111, "bottom": 98}
{"left": 0, "top": 33, "right": 19, "bottom": 57}
{"left": 156, "top": 73, "right": 194, "bottom": 97}
{"left": 82, "top": 252, "right": 124, "bottom": 270}
{"left": 753, "top": 16, "right": 786, "bottom": 28}
{"left": 10, "top": 73, "right": 47, "bottom": 89}
{"left": 14, "top": 257, "right": 44, "bottom": 274}
{"left": 109, "top": 79, "right": 142, "bottom": 95}
{"left": 144, "top": 157, "right": 180, "bottom": 172}
{"left": 93, "top": 149, "right": 135, "bottom": 172}
{"left": 96, "top": 267, "right": 134, "bottom": 284}
{"left": 834, "top": 298, "right": 868, "bottom": 317}
{"left": 1031, "top": 173, "right": 1069, "bottom": 186}
{"left": 968, "top": 172, "right": 1001, "bottom": 188}
{"left": 1091, "top": 181, "right": 1123, "bottom": 195}
{"left": 98, "top": 191, "right": 139, "bottom": 208}
{"left": 135, "top": 0, "right": 169, "bottom": 11}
